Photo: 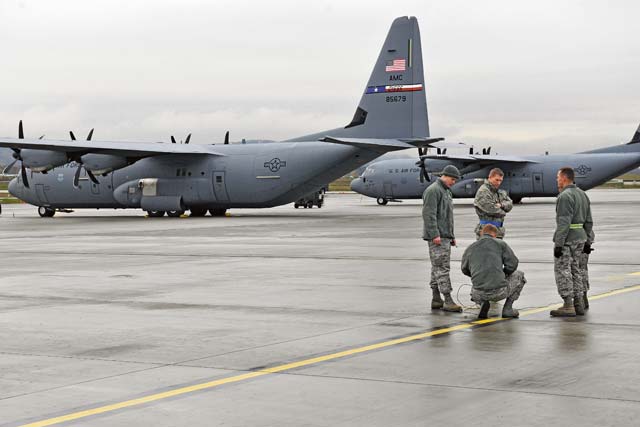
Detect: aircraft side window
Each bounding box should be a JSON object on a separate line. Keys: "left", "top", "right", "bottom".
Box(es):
{"left": 176, "top": 169, "right": 181, "bottom": 177}
{"left": 216, "top": 176, "right": 223, "bottom": 183}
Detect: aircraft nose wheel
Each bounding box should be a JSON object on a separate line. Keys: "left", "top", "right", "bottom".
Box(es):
{"left": 376, "top": 198, "right": 388, "bottom": 206}
{"left": 146, "top": 210, "right": 166, "bottom": 217}
{"left": 38, "top": 206, "right": 56, "bottom": 217}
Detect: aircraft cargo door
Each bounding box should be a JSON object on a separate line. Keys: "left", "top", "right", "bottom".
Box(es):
{"left": 533, "top": 172, "right": 543, "bottom": 194}
{"left": 212, "top": 171, "right": 229, "bottom": 202}
{"left": 35, "top": 184, "right": 49, "bottom": 205}
{"left": 383, "top": 181, "right": 394, "bottom": 198}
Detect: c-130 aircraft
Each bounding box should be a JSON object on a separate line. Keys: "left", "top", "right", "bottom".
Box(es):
{"left": 0, "top": 16, "right": 441, "bottom": 217}
{"left": 351, "top": 126, "right": 640, "bottom": 205}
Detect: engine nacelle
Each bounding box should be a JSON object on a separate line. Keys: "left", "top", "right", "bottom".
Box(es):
{"left": 81, "top": 154, "right": 129, "bottom": 175}
{"left": 20, "top": 149, "right": 69, "bottom": 172}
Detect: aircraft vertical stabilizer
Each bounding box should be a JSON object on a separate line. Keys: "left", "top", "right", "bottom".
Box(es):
{"left": 630, "top": 124, "right": 640, "bottom": 144}
{"left": 288, "top": 16, "right": 429, "bottom": 141}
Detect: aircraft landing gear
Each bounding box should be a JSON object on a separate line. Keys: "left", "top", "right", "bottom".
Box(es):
{"left": 512, "top": 197, "right": 523, "bottom": 204}
{"left": 376, "top": 198, "right": 388, "bottom": 206}
{"left": 209, "top": 208, "right": 227, "bottom": 217}
{"left": 189, "top": 207, "right": 208, "bottom": 217}
{"left": 147, "top": 210, "right": 166, "bottom": 217}
{"left": 167, "top": 210, "right": 185, "bottom": 217}
{"left": 38, "top": 206, "right": 56, "bottom": 218}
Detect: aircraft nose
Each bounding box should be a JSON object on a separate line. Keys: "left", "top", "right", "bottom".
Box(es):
{"left": 350, "top": 177, "right": 363, "bottom": 192}
{"left": 7, "top": 178, "right": 18, "bottom": 197}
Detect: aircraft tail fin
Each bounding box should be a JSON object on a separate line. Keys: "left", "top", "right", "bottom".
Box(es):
{"left": 629, "top": 123, "right": 640, "bottom": 144}
{"left": 288, "top": 16, "right": 430, "bottom": 141}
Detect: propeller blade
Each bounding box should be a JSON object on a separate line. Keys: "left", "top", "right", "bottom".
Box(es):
{"left": 443, "top": 148, "right": 447, "bottom": 155}
{"left": 86, "top": 129, "right": 94, "bottom": 141}
{"left": 437, "top": 148, "right": 442, "bottom": 155}
{"left": 70, "top": 131, "right": 76, "bottom": 141}
{"left": 73, "top": 165, "right": 82, "bottom": 188}
{"left": 171, "top": 136, "right": 177, "bottom": 144}
{"left": 185, "top": 133, "right": 191, "bottom": 145}
{"left": 21, "top": 164, "right": 29, "bottom": 188}
{"left": 469, "top": 147, "right": 473, "bottom": 155}
{"left": 2, "top": 159, "right": 18, "bottom": 175}
{"left": 487, "top": 146, "right": 491, "bottom": 155}
{"left": 224, "top": 131, "right": 229, "bottom": 145}
{"left": 18, "top": 120, "right": 24, "bottom": 139}
{"left": 38, "top": 135, "right": 45, "bottom": 139}
{"left": 87, "top": 169, "right": 99, "bottom": 184}
{"left": 418, "top": 147, "right": 425, "bottom": 156}
{"left": 11, "top": 148, "right": 20, "bottom": 157}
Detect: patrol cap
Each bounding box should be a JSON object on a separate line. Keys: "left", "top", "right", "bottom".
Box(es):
{"left": 440, "top": 165, "right": 461, "bottom": 179}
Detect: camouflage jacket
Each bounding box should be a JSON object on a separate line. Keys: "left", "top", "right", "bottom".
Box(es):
{"left": 422, "top": 179, "right": 455, "bottom": 240}
{"left": 473, "top": 181, "right": 513, "bottom": 238}
{"left": 461, "top": 235, "right": 519, "bottom": 292}
{"left": 553, "top": 184, "right": 594, "bottom": 247}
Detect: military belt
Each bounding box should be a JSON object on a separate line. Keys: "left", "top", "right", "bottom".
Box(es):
{"left": 569, "top": 223, "right": 584, "bottom": 229}
{"left": 479, "top": 219, "right": 503, "bottom": 227}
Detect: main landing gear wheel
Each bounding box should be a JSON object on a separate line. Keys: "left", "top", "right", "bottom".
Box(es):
{"left": 376, "top": 198, "right": 388, "bottom": 206}
{"left": 147, "top": 210, "right": 166, "bottom": 217}
{"left": 512, "top": 197, "right": 523, "bottom": 204}
{"left": 167, "top": 210, "right": 185, "bottom": 218}
{"left": 189, "top": 208, "right": 208, "bottom": 217}
{"left": 38, "top": 206, "right": 56, "bottom": 217}
{"left": 306, "top": 201, "right": 313, "bottom": 209}
{"left": 208, "top": 208, "right": 227, "bottom": 217}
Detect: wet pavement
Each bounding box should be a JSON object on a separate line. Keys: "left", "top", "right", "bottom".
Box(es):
{"left": 0, "top": 190, "right": 639, "bottom": 426}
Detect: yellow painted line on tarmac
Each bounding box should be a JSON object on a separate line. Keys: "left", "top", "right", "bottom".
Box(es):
{"left": 18, "top": 283, "right": 640, "bottom": 427}
{"left": 629, "top": 272, "right": 640, "bottom": 276}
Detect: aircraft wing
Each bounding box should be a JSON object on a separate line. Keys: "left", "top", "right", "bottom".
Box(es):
{"left": 321, "top": 136, "right": 444, "bottom": 152}
{"left": 421, "top": 154, "right": 539, "bottom": 164}
{"left": 0, "top": 137, "right": 225, "bottom": 157}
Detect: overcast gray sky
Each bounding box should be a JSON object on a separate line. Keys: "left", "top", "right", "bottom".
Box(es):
{"left": 1, "top": 0, "right": 638, "bottom": 155}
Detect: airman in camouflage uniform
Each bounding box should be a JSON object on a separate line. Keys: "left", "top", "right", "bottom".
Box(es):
{"left": 422, "top": 165, "right": 462, "bottom": 312}
{"left": 474, "top": 168, "right": 513, "bottom": 239}
{"left": 461, "top": 224, "right": 526, "bottom": 319}
{"left": 550, "top": 167, "right": 594, "bottom": 317}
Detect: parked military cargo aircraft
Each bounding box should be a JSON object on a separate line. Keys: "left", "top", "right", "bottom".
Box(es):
{"left": 351, "top": 125, "right": 640, "bottom": 205}
{"left": 0, "top": 16, "right": 441, "bottom": 217}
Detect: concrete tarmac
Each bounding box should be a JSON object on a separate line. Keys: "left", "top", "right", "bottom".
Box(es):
{"left": 0, "top": 190, "right": 639, "bottom": 426}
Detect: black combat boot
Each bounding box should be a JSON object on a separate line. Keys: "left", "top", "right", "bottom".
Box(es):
{"left": 550, "top": 297, "right": 576, "bottom": 317}
{"left": 574, "top": 293, "right": 585, "bottom": 315}
{"left": 442, "top": 293, "right": 462, "bottom": 312}
{"left": 477, "top": 301, "right": 490, "bottom": 319}
{"left": 583, "top": 291, "right": 589, "bottom": 310}
{"left": 501, "top": 297, "right": 519, "bottom": 318}
{"left": 431, "top": 289, "right": 444, "bottom": 309}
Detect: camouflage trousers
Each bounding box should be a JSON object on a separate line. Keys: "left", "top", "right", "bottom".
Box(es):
{"left": 577, "top": 252, "right": 590, "bottom": 291}
{"left": 427, "top": 238, "right": 452, "bottom": 295}
{"left": 554, "top": 241, "right": 586, "bottom": 298}
{"left": 470, "top": 270, "right": 526, "bottom": 304}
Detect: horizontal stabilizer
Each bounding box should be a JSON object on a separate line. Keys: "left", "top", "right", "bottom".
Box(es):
{"left": 321, "top": 136, "right": 443, "bottom": 152}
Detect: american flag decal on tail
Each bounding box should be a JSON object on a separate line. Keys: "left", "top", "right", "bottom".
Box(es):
{"left": 385, "top": 59, "right": 406, "bottom": 72}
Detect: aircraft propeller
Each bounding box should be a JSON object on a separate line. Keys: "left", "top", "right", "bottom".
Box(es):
{"left": 70, "top": 129, "right": 99, "bottom": 188}
{"left": 171, "top": 134, "right": 191, "bottom": 144}
{"left": 2, "top": 121, "right": 38, "bottom": 188}
{"left": 224, "top": 131, "right": 229, "bottom": 144}
{"left": 416, "top": 146, "right": 430, "bottom": 183}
